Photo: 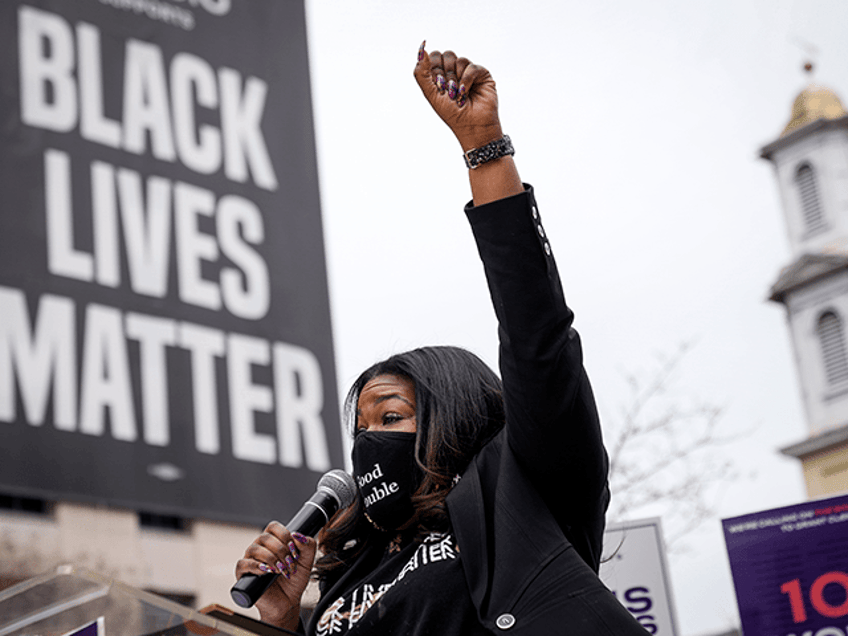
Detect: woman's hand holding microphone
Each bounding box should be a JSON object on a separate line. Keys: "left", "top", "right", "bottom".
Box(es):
{"left": 234, "top": 521, "right": 316, "bottom": 631}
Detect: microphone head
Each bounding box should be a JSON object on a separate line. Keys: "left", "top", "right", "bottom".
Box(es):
{"left": 317, "top": 469, "right": 356, "bottom": 510}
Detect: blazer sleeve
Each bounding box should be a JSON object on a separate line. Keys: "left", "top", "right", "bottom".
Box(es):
{"left": 465, "top": 185, "right": 609, "bottom": 521}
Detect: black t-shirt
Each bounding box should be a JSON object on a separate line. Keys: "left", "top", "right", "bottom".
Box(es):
{"left": 312, "top": 532, "right": 488, "bottom": 636}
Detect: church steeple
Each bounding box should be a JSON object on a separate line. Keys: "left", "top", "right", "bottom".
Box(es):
{"left": 764, "top": 68, "right": 848, "bottom": 498}
{"left": 761, "top": 69, "right": 848, "bottom": 257}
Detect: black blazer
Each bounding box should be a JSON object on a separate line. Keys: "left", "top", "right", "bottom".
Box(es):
{"left": 446, "top": 186, "right": 646, "bottom": 635}
{"left": 309, "top": 187, "right": 646, "bottom": 636}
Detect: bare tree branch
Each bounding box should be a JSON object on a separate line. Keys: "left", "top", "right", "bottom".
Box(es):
{"left": 604, "top": 341, "right": 751, "bottom": 551}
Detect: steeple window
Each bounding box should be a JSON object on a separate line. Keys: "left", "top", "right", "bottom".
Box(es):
{"left": 796, "top": 163, "right": 826, "bottom": 235}
{"left": 817, "top": 310, "right": 848, "bottom": 387}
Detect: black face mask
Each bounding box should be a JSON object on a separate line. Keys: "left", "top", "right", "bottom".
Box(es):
{"left": 352, "top": 431, "right": 419, "bottom": 531}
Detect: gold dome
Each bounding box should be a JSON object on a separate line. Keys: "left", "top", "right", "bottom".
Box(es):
{"left": 781, "top": 84, "right": 848, "bottom": 137}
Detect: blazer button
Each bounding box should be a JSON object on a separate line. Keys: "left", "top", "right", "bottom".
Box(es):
{"left": 496, "top": 614, "right": 516, "bottom": 630}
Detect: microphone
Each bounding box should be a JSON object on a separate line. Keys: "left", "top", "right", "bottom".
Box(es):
{"left": 230, "top": 469, "right": 356, "bottom": 608}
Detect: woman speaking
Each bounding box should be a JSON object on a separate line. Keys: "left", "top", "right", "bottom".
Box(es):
{"left": 234, "top": 42, "right": 647, "bottom": 636}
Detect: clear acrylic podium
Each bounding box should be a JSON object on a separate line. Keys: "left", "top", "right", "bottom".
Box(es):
{"left": 0, "top": 566, "right": 265, "bottom": 636}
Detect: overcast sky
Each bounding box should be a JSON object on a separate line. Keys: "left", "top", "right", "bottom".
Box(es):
{"left": 301, "top": 1, "right": 848, "bottom": 634}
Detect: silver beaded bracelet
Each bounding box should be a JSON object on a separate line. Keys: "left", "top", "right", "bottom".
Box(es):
{"left": 463, "top": 135, "right": 514, "bottom": 169}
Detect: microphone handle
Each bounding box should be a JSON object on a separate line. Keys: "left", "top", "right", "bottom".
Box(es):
{"left": 230, "top": 491, "right": 339, "bottom": 608}
{"left": 230, "top": 571, "right": 278, "bottom": 609}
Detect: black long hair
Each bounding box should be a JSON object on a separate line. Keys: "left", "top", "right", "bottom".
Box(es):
{"left": 314, "top": 345, "right": 505, "bottom": 578}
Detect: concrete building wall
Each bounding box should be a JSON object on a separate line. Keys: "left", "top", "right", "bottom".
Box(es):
{"left": 0, "top": 502, "right": 265, "bottom": 619}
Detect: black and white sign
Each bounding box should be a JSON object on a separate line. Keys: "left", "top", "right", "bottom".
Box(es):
{"left": 0, "top": 0, "right": 344, "bottom": 524}
{"left": 600, "top": 517, "right": 680, "bottom": 635}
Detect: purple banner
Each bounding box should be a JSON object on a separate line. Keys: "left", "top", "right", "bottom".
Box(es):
{"left": 723, "top": 494, "right": 848, "bottom": 636}
{"left": 61, "top": 618, "right": 102, "bottom": 636}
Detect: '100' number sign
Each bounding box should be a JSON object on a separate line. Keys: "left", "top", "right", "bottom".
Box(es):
{"left": 781, "top": 572, "right": 848, "bottom": 625}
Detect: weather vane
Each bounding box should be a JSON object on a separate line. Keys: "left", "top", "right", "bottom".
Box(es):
{"left": 789, "top": 35, "right": 819, "bottom": 80}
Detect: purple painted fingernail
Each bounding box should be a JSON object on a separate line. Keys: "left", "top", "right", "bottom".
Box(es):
{"left": 288, "top": 541, "right": 300, "bottom": 559}
{"left": 292, "top": 532, "right": 309, "bottom": 544}
{"left": 457, "top": 96, "right": 466, "bottom": 108}
{"left": 282, "top": 568, "right": 291, "bottom": 580}
{"left": 436, "top": 75, "right": 446, "bottom": 93}
{"left": 286, "top": 555, "right": 296, "bottom": 571}
{"left": 448, "top": 80, "right": 458, "bottom": 100}
{"left": 418, "top": 41, "right": 426, "bottom": 62}
{"left": 275, "top": 561, "right": 285, "bottom": 574}
{"left": 259, "top": 563, "right": 271, "bottom": 573}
